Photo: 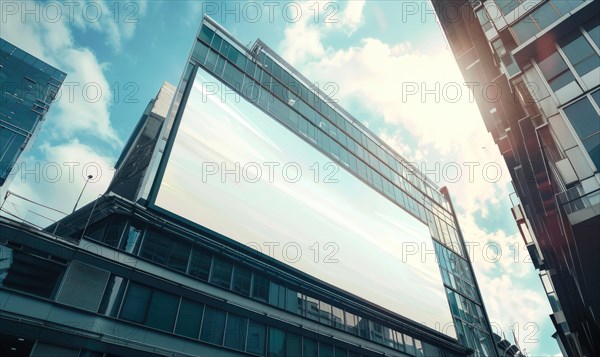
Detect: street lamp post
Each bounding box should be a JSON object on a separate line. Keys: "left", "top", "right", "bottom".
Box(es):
{"left": 72, "top": 174, "right": 93, "bottom": 213}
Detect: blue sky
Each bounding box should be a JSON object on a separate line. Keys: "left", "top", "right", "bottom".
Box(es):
{"left": 1, "top": 1, "right": 560, "bottom": 355}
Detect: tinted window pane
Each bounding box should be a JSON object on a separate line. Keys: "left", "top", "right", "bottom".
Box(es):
{"left": 231, "top": 265, "right": 252, "bottom": 296}
{"left": 303, "top": 337, "right": 318, "bottom": 357}
{"left": 563, "top": 97, "right": 600, "bottom": 139}
{"left": 246, "top": 320, "right": 266, "bottom": 355}
{"left": 140, "top": 230, "right": 190, "bottom": 272}
{"left": 319, "top": 341, "right": 334, "bottom": 357}
{"left": 189, "top": 246, "right": 212, "bottom": 280}
{"left": 146, "top": 290, "right": 179, "bottom": 332}
{"left": 252, "top": 274, "right": 269, "bottom": 302}
{"left": 496, "top": 0, "right": 520, "bottom": 15}
{"left": 586, "top": 22, "right": 600, "bottom": 48}
{"left": 210, "top": 257, "right": 233, "bottom": 288}
{"left": 103, "top": 217, "right": 126, "bottom": 247}
{"left": 561, "top": 34, "right": 599, "bottom": 77}
{"left": 269, "top": 282, "right": 286, "bottom": 309}
{"left": 122, "top": 223, "right": 142, "bottom": 254}
{"left": 538, "top": 52, "right": 568, "bottom": 80}
{"left": 224, "top": 313, "right": 248, "bottom": 351}
{"left": 285, "top": 332, "right": 302, "bottom": 356}
{"left": 120, "top": 282, "right": 151, "bottom": 323}
{"left": 200, "top": 307, "right": 226, "bottom": 345}
{"left": 511, "top": 17, "right": 538, "bottom": 44}
{"left": 335, "top": 346, "right": 348, "bottom": 357}
{"left": 175, "top": 299, "right": 203, "bottom": 339}
{"left": 98, "top": 276, "right": 126, "bottom": 317}
{"left": 0, "top": 246, "right": 66, "bottom": 299}
{"left": 268, "top": 327, "right": 285, "bottom": 357}
{"left": 591, "top": 90, "right": 600, "bottom": 108}
{"left": 532, "top": 3, "right": 559, "bottom": 29}
{"left": 199, "top": 25, "right": 214, "bottom": 44}
{"left": 582, "top": 133, "right": 600, "bottom": 169}
{"left": 167, "top": 240, "right": 191, "bottom": 272}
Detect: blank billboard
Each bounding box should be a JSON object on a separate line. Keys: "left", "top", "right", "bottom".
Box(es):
{"left": 154, "top": 67, "right": 455, "bottom": 337}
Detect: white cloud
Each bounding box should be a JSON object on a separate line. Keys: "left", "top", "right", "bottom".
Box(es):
{"left": 279, "top": 0, "right": 366, "bottom": 65}
{"left": 68, "top": 0, "right": 148, "bottom": 52}
{"left": 325, "top": 0, "right": 366, "bottom": 34}
{"left": 2, "top": 140, "right": 114, "bottom": 227}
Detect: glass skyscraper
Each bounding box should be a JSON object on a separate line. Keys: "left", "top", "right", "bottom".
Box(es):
{"left": 1, "top": 16, "right": 498, "bottom": 356}
{"left": 431, "top": 0, "right": 599, "bottom": 355}
{"left": 0, "top": 38, "right": 65, "bottom": 188}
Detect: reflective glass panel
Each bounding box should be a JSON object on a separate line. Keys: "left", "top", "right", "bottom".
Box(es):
{"left": 155, "top": 59, "right": 454, "bottom": 337}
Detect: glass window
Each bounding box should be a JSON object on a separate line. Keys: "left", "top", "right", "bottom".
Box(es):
{"left": 192, "top": 41, "right": 209, "bottom": 64}
{"left": 583, "top": 133, "right": 600, "bottom": 169}
{"left": 358, "top": 317, "right": 369, "bottom": 338}
{"left": 0, "top": 245, "right": 66, "bottom": 299}
{"left": 205, "top": 49, "right": 218, "bottom": 71}
{"left": 140, "top": 229, "right": 190, "bottom": 272}
{"left": 285, "top": 332, "right": 302, "bottom": 356}
{"left": 495, "top": 0, "right": 521, "bottom": 15}
{"left": 268, "top": 327, "right": 285, "bottom": 357}
{"left": 320, "top": 301, "right": 333, "bottom": 325}
{"left": 563, "top": 97, "right": 600, "bottom": 140}
{"left": 303, "top": 337, "right": 318, "bottom": 357}
{"left": 252, "top": 273, "right": 269, "bottom": 302}
{"left": 188, "top": 246, "right": 213, "bottom": 281}
{"left": 560, "top": 33, "right": 600, "bottom": 77}
{"left": 211, "top": 34, "right": 223, "bottom": 52}
{"left": 246, "top": 320, "right": 266, "bottom": 355}
{"left": 215, "top": 56, "right": 226, "bottom": 76}
{"left": 219, "top": 41, "right": 230, "bottom": 57}
{"left": 592, "top": 90, "right": 600, "bottom": 108}
{"left": 223, "top": 62, "right": 244, "bottom": 90}
{"left": 332, "top": 306, "right": 345, "bottom": 329}
{"left": 585, "top": 21, "right": 600, "bottom": 49}
{"left": 102, "top": 217, "right": 126, "bottom": 247}
{"left": 199, "top": 25, "right": 214, "bottom": 44}
{"left": 319, "top": 341, "right": 334, "bottom": 357}
{"left": 335, "top": 346, "right": 348, "bottom": 357}
{"left": 511, "top": 13, "right": 542, "bottom": 44}
{"left": 476, "top": 9, "right": 493, "bottom": 31}
{"left": 231, "top": 265, "right": 252, "bottom": 296}
{"left": 345, "top": 311, "right": 359, "bottom": 334}
{"left": 393, "top": 330, "right": 405, "bottom": 351}
{"left": 537, "top": 52, "right": 577, "bottom": 92}
{"left": 98, "top": 276, "right": 126, "bottom": 317}
{"left": 145, "top": 290, "right": 179, "bottom": 332}
{"left": 533, "top": 2, "right": 560, "bottom": 29}
{"left": 210, "top": 257, "right": 233, "bottom": 288}
{"left": 404, "top": 335, "right": 416, "bottom": 355}
{"left": 120, "top": 282, "right": 151, "bottom": 324}
{"left": 552, "top": 0, "right": 583, "bottom": 15}
{"left": 175, "top": 299, "right": 203, "bottom": 338}
{"left": 269, "top": 282, "right": 286, "bottom": 309}
{"left": 122, "top": 223, "right": 142, "bottom": 254}
{"left": 305, "top": 296, "right": 320, "bottom": 321}
{"left": 369, "top": 321, "right": 384, "bottom": 344}
{"left": 224, "top": 313, "right": 248, "bottom": 351}
{"left": 200, "top": 307, "right": 226, "bottom": 345}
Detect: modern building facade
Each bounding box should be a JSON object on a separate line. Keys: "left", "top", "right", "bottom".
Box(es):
{"left": 0, "top": 38, "right": 65, "bottom": 188}
{"left": 430, "top": 0, "right": 599, "bottom": 355}
{"left": 2, "top": 16, "right": 499, "bottom": 356}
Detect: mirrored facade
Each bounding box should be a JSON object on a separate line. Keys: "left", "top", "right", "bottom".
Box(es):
{"left": 432, "top": 0, "right": 599, "bottom": 355}
{"left": 0, "top": 38, "right": 65, "bottom": 187}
